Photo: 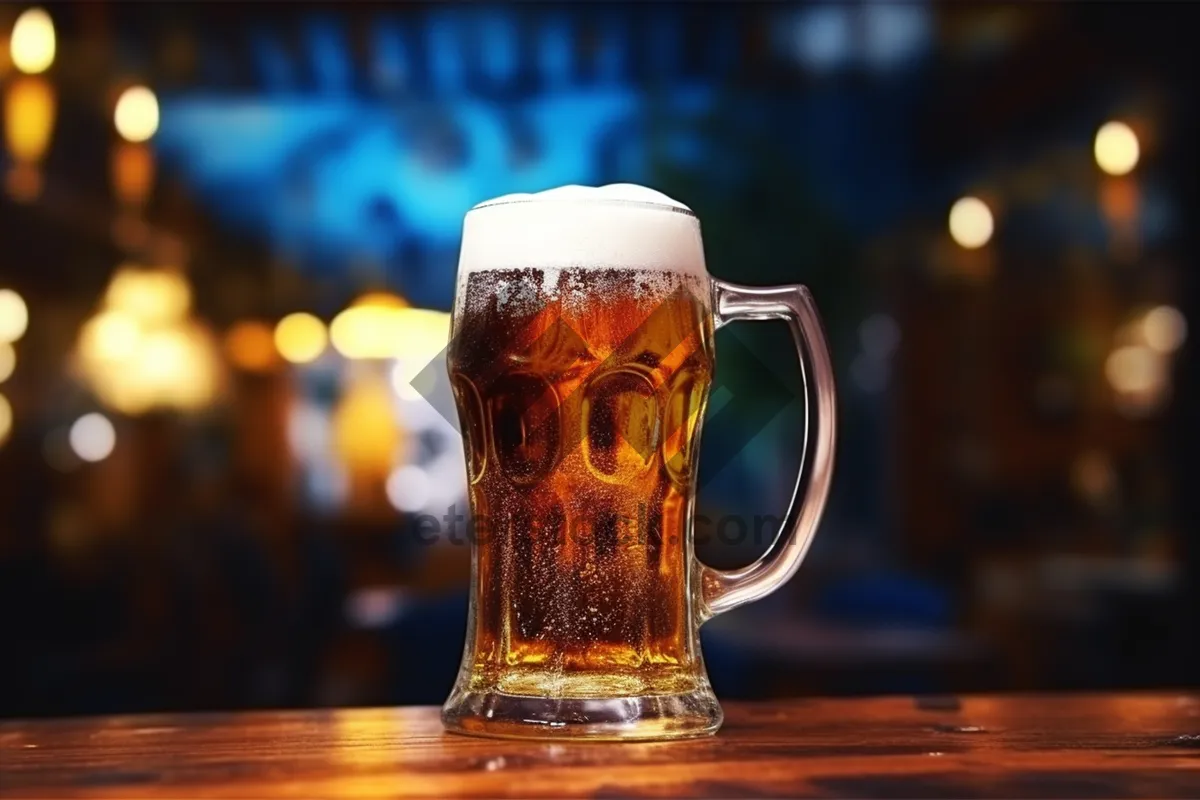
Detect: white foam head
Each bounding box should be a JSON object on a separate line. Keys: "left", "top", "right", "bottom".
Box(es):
{"left": 457, "top": 184, "right": 707, "bottom": 277}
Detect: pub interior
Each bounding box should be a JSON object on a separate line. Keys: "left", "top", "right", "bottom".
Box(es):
{"left": 1, "top": 1, "right": 1198, "bottom": 723}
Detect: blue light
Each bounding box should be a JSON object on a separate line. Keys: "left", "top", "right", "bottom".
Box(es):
{"left": 538, "top": 15, "right": 573, "bottom": 90}
{"left": 862, "top": 2, "right": 930, "bottom": 70}
{"left": 479, "top": 12, "right": 518, "bottom": 86}
{"left": 157, "top": 11, "right": 738, "bottom": 308}
{"left": 790, "top": 5, "right": 853, "bottom": 74}
{"left": 305, "top": 18, "right": 353, "bottom": 94}
{"left": 371, "top": 20, "right": 410, "bottom": 93}
{"left": 427, "top": 10, "right": 466, "bottom": 94}
{"left": 777, "top": 3, "right": 930, "bottom": 75}
{"left": 159, "top": 81, "right": 718, "bottom": 308}
{"left": 594, "top": 15, "right": 628, "bottom": 84}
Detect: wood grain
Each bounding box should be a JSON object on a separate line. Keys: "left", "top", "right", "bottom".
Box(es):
{"left": 2, "top": 694, "right": 1199, "bottom": 798}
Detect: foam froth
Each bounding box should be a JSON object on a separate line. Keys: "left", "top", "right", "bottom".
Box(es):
{"left": 458, "top": 184, "right": 707, "bottom": 277}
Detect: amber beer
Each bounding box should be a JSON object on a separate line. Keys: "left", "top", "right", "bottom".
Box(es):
{"left": 449, "top": 265, "right": 713, "bottom": 699}
{"left": 443, "top": 184, "right": 836, "bottom": 740}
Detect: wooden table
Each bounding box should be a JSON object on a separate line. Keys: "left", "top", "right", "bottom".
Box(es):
{"left": 2, "top": 694, "right": 1199, "bottom": 798}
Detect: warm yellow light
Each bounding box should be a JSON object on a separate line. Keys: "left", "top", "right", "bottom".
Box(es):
{"left": 1094, "top": 121, "right": 1139, "bottom": 177}
{"left": 79, "top": 320, "right": 220, "bottom": 415}
{"left": 10, "top": 8, "right": 55, "bottom": 75}
{"left": 77, "top": 267, "right": 221, "bottom": 415}
{"left": 274, "top": 312, "right": 328, "bottom": 364}
{"left": 86, "top": 371, "right": 154, "bottom": 416}
{"left": 388, "top": 309, "right": 450, "bottom": 402}
{"left": 132, "top": 324, "right": 220, "bottom": 411}
{"left": 330, "top": 293, "right": 407, "bottom": 359}
{"left": 69, "top": 412, "right": 116, "bottom": 463}
{"left": 332, "top": 373, "right": 402, "bottom": 475}
{"left": 1141, "top": 305, "right": 1186, "bottom": 354}
{"left": 0, "top": 288, "right": 29, "bottom": 343}
{"left": 330, "top": 306, "right": 392, "bottom": 359}
{"left": 79, "top": 310, "right": 141, "bottom": 364}
{"left": 4, "top": 76, "right": 55, "bottom": 164}
{"left": 113, "top": 86, "right": 160, "bottom": 143}
{"left": 1105, "top": 345, "right": 1164, "bottom": 394}
{"left": 397, "top": 308, "right": 451, "bottom": 353}
{"left": 387, "top": 309, "right": 451, "bottom": 400}
{"left": 225, "top": 320, "right": 277, "bottom": 372}
{"left": 355, "top": 292, "right": 408, "bottom": 310}
{"left": 0, "top": 393, "right": 11, "bottom": 444}
{"left": 104, "top": 266, "right": 190, "bottom": 325}
{"left": 176, "top": 321, "right": 224, "bottom": 410}
{"left": 141, "top": 328, "right": 191, "bottom": 381}
{"left": 948, "top": 196, "right": 993, "bottom": 249}
{"left": 331, "top": 294, "right": 449, "bottom": 361}
{"left": 0, "top": 342, "right": 14, "bottom": 383}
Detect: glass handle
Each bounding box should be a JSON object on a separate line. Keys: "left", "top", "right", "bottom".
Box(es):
{"left": 696, "top": 280, "right": 838, "bottom": 620}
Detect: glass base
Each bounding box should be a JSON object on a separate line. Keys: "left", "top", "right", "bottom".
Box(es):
{"left": 441, "top": 688, "right": 723, "bottom": 741}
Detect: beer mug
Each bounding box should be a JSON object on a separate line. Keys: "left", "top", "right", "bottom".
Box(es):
{"left": 442, "top": 184, "right": 836, "bottom": 740}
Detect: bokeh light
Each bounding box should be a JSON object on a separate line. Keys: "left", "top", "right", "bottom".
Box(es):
{"left": 1099, "top": 177, "right": 1139, "bottom": 224}
{"left": 0, "top": 342, "right": 14, "bottom": 383}
{"left": 390, "top": 360, "right": 424, "bottom": 402}
{"left": 1094, "top": 120, "right": 1140, "bottom": 176}
{"left": 78, "top": 322, "right": 220, "bottom": 415}
{"left": 130, "top": 325, "right": 220, "bottom": 412}
{"left": 330, "top": 293, "right": 409, "bottom": 360}
{"left": 142, "top": 328, "right": 192, "bottom": 380}
{"left": 397, "top": 308, "right": 451, "bottom": 359}
{"left": 0, "top": 289, "right": 29, "bottom": 343}
{"left": 332, "top": 374, "right": 403, "bottom": 474}
{"left": 78, "top": 310, "right": 141, "bottom": 364}
{"left": 387, "top": 310, "right": 451, "bottom": 402}
{"left": 104, "top": 266, "right": 190, "bottom": 325}
{"left": 333, "top": 301, "right": 451, "bottom": 363}
{"left": 225, "top": 320, "right": 278, "bottom": 372}
{"left": 111, "top": 141, "right": 155, "bottom": 208}
{"left": 1141, "top": 305, "right": 1187, "bottom": 354}
{"left": 69, "top": 413, "right": 116, "bottom": 463}
{"left": 1105, "top": 345, "right": 1164, "bottom": 395}
{"left": 274, "top": 312, "right": 328, "bottom": 364}
{"left": 9, "top": 8, "right": 56, "bottom": 75}
{"left": 287, "top": 401, "right": 331, "bottom": 462}
{"left": 113, "top": 86, "right": 160, "bottom": 143}
{"left": 948, "top": 196, "right": 994, "bottom": 249}
{"left": 0, "top": 393, "right": 11, "bottom": 445}
{"left": 386, "top": 465, "right": 432, "bottom": 513}
{"left": 4, "top": 76, "right": 56, "bottom": 164}
{"left": 77, "top": 266, "right": 220, "bottom": 415}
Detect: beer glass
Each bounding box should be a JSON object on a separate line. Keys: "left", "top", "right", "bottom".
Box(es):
{"left": 442, "top": 184, "right": 836, "bottom": 740}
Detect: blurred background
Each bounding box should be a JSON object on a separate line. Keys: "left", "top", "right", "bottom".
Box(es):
{"left": 1, "top": 2, "right": 1198, "bottom": 718}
